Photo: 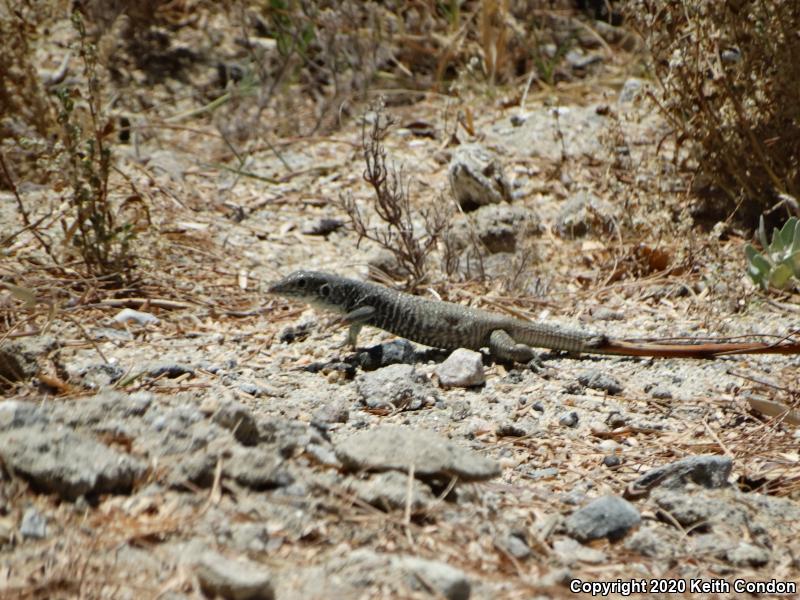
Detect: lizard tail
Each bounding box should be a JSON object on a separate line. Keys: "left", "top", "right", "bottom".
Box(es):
{"left": 595, "top": 339, "right": 800, "bottom": 359}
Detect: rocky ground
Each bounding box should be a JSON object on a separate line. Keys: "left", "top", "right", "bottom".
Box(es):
{"left": 2, "top": 7, "right": 800, "bottom": 600}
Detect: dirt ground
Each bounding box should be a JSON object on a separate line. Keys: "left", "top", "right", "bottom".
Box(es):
{"left": 2, "top": 3, "right": 800, "bottom": 599}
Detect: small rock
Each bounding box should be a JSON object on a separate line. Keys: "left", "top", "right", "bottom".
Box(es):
{"left": 651, "top": 489, "right": 725, "bottom": 528}
{"left": 193, "top": 550, "right": 275, "bottom": 600}
{"left": 278, "top": 322, "right": 313, "bottom": 344}
{"left": 499, "top": 533, "right": 531, "bottom": 559}
{"left": 603, "top": 455, "right": 621, "bottom": 468}
{"left": 564, "top": 495, "right": 641, "bottom": 542}
{"left": 606, "top": 412, "right": 626, "bottom": 428}
{"left": 239, "top": 383, "right": 273, "bottom": 397}
{"left": 145, "top": 362, "right": 194, "bottom": 379}
{"left": 525, "top": 467, "right": 559, "bottom": 480}
{"left": 450, "top": 204, "right": 539, "bottom": 254}
{"left": 577, "top": 370, "right": 623, "bottom": 395}
{"left": 348, "top": 471, "right": 435, "bottom": 512}
{"left": 113, "top": 308, "right": 159, "bottom": 326}
{"left": 393, "top": 556, "right": 471, "bottom": 600}
{"left": 591, "top": 307, "right": 624, "bottom": 321}
{"left": 649, "top": 385, "right": 673, "bottom": 400}
{"left": 355, "top": 364, "right": 437, "bottom": 411}
{"left": 78, "top": 363, "right": 126, "bottom": 388}
{"left": 450, "top": 400, "right": 471, "bottom": 421}
{"left": 335, "top": 425, "right": 500, "bottom": 482}
{"left": 559, "top": 412, "right": 579, "bottom": 428}
{"left": 20, "top": 506, "right": 47, "bottom": 539}
{"left": 624, "top": 526, "right": 674, "bottom": 559}
{"left": 213, "top": 400, "right": 259, "bottom": 446}
{"left": 556, "top": 192, "right": 617, "bottom": 239}
{"left": 305, "top": 443, "right": 340, "bottom": 467}
{"left": 630, "top": 455, "right": 732, "bottom": 493}
{"left": 564, "top": 48, "right": 602, "bottom": 70}
{"left": 436, "top": 348, "right": 485, "bottom": 388}
{"left": 311, "top": 401, "right": 350, "bottom": 427}
{"left": 510, "top": 113, "right": 528, "bottom": 127}
{"left": 496, "top": 422, "right": 527, "bottom": 437}
{"left": 354, "top": 339, "right": 417, "bottom": 370}
{"left": 301, "top": 217, "right": 344, "bottom": 236}
{"left": 726, "top": 542, "right": 770, "bottom": 568}
{"left": 448, "top": 143, "right": 512, "bottom": 211}
{"left": 619, "top": 78, "right": 646, "bottom": 104}
{"left": 365, "top": 249, "right": 404, "bottom": 280}
{"left": 169, "top": 452, "right": 217, "bottom": 489}
{"left": 552, "top": 537, "right": 606, "bottom": 564}
{"left": 226, "top": 446, "right": 293, "bottom": 491}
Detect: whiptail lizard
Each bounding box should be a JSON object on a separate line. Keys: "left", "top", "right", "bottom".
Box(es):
{"left": 268, "top": 271, "right": 800, "bottom": 361}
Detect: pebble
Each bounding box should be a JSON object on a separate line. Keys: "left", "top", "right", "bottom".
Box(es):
{"left": 559, "top": 411, "right": 579, "bottom": 428}
{"left": 436, "top": 348, "right": 485, "bottom": 388}
{"left": 113, "top": 308, "right": 159, "bottom": 326}
{"left": 20, "top": 506, "right": 47, "bottom": 539}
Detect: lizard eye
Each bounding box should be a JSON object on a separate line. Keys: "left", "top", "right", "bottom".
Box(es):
{"left": 319, "top": 283, "right": 331, "bottom": 297}
{"left": 296, "top": 279, "right": 307, "bottom": 289}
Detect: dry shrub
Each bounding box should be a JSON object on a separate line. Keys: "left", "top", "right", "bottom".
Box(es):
{"left": 628, "top": 0, "right": 800, "bottom": 227}
{"left": 1, "top": 4, "right": 137, "bottom": 281}
{"left": 0, "top": 2, "right": 61, "bottom": 186}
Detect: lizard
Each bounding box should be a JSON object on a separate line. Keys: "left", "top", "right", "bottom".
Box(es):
{"left": 268, "top": 270, "right": 800, "bottom": 362}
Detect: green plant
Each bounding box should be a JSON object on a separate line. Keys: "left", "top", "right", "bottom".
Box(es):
{"left": 745, "top": 216, "right": 800, "bottom": 290}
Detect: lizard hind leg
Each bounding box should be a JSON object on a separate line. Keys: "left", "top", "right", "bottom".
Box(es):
{"left": 489, "top": 329, "right": 537, "bottom": 363}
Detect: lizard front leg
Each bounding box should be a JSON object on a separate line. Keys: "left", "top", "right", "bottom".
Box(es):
{"left": 340, "top": 306, "right": 376, "bottom": 348}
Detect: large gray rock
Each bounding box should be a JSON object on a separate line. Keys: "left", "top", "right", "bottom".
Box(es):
{"left": 0, "top": 427, "right": 145, "bottom": 501}
{"left": 335, "top": 425, "right": 500, "bottom": 482}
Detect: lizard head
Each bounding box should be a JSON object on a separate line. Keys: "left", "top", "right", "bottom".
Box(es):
{"left": 268, "top": 270, "right": 349, "bottom": 312}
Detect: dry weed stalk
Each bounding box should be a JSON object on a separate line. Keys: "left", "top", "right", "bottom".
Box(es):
{"left": 339, "top": 101, "right": 450, "bottom": 289}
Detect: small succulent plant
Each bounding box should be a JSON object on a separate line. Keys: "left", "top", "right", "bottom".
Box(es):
{"left": 745, "top": 216, "right": 800, "bottom": 290}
